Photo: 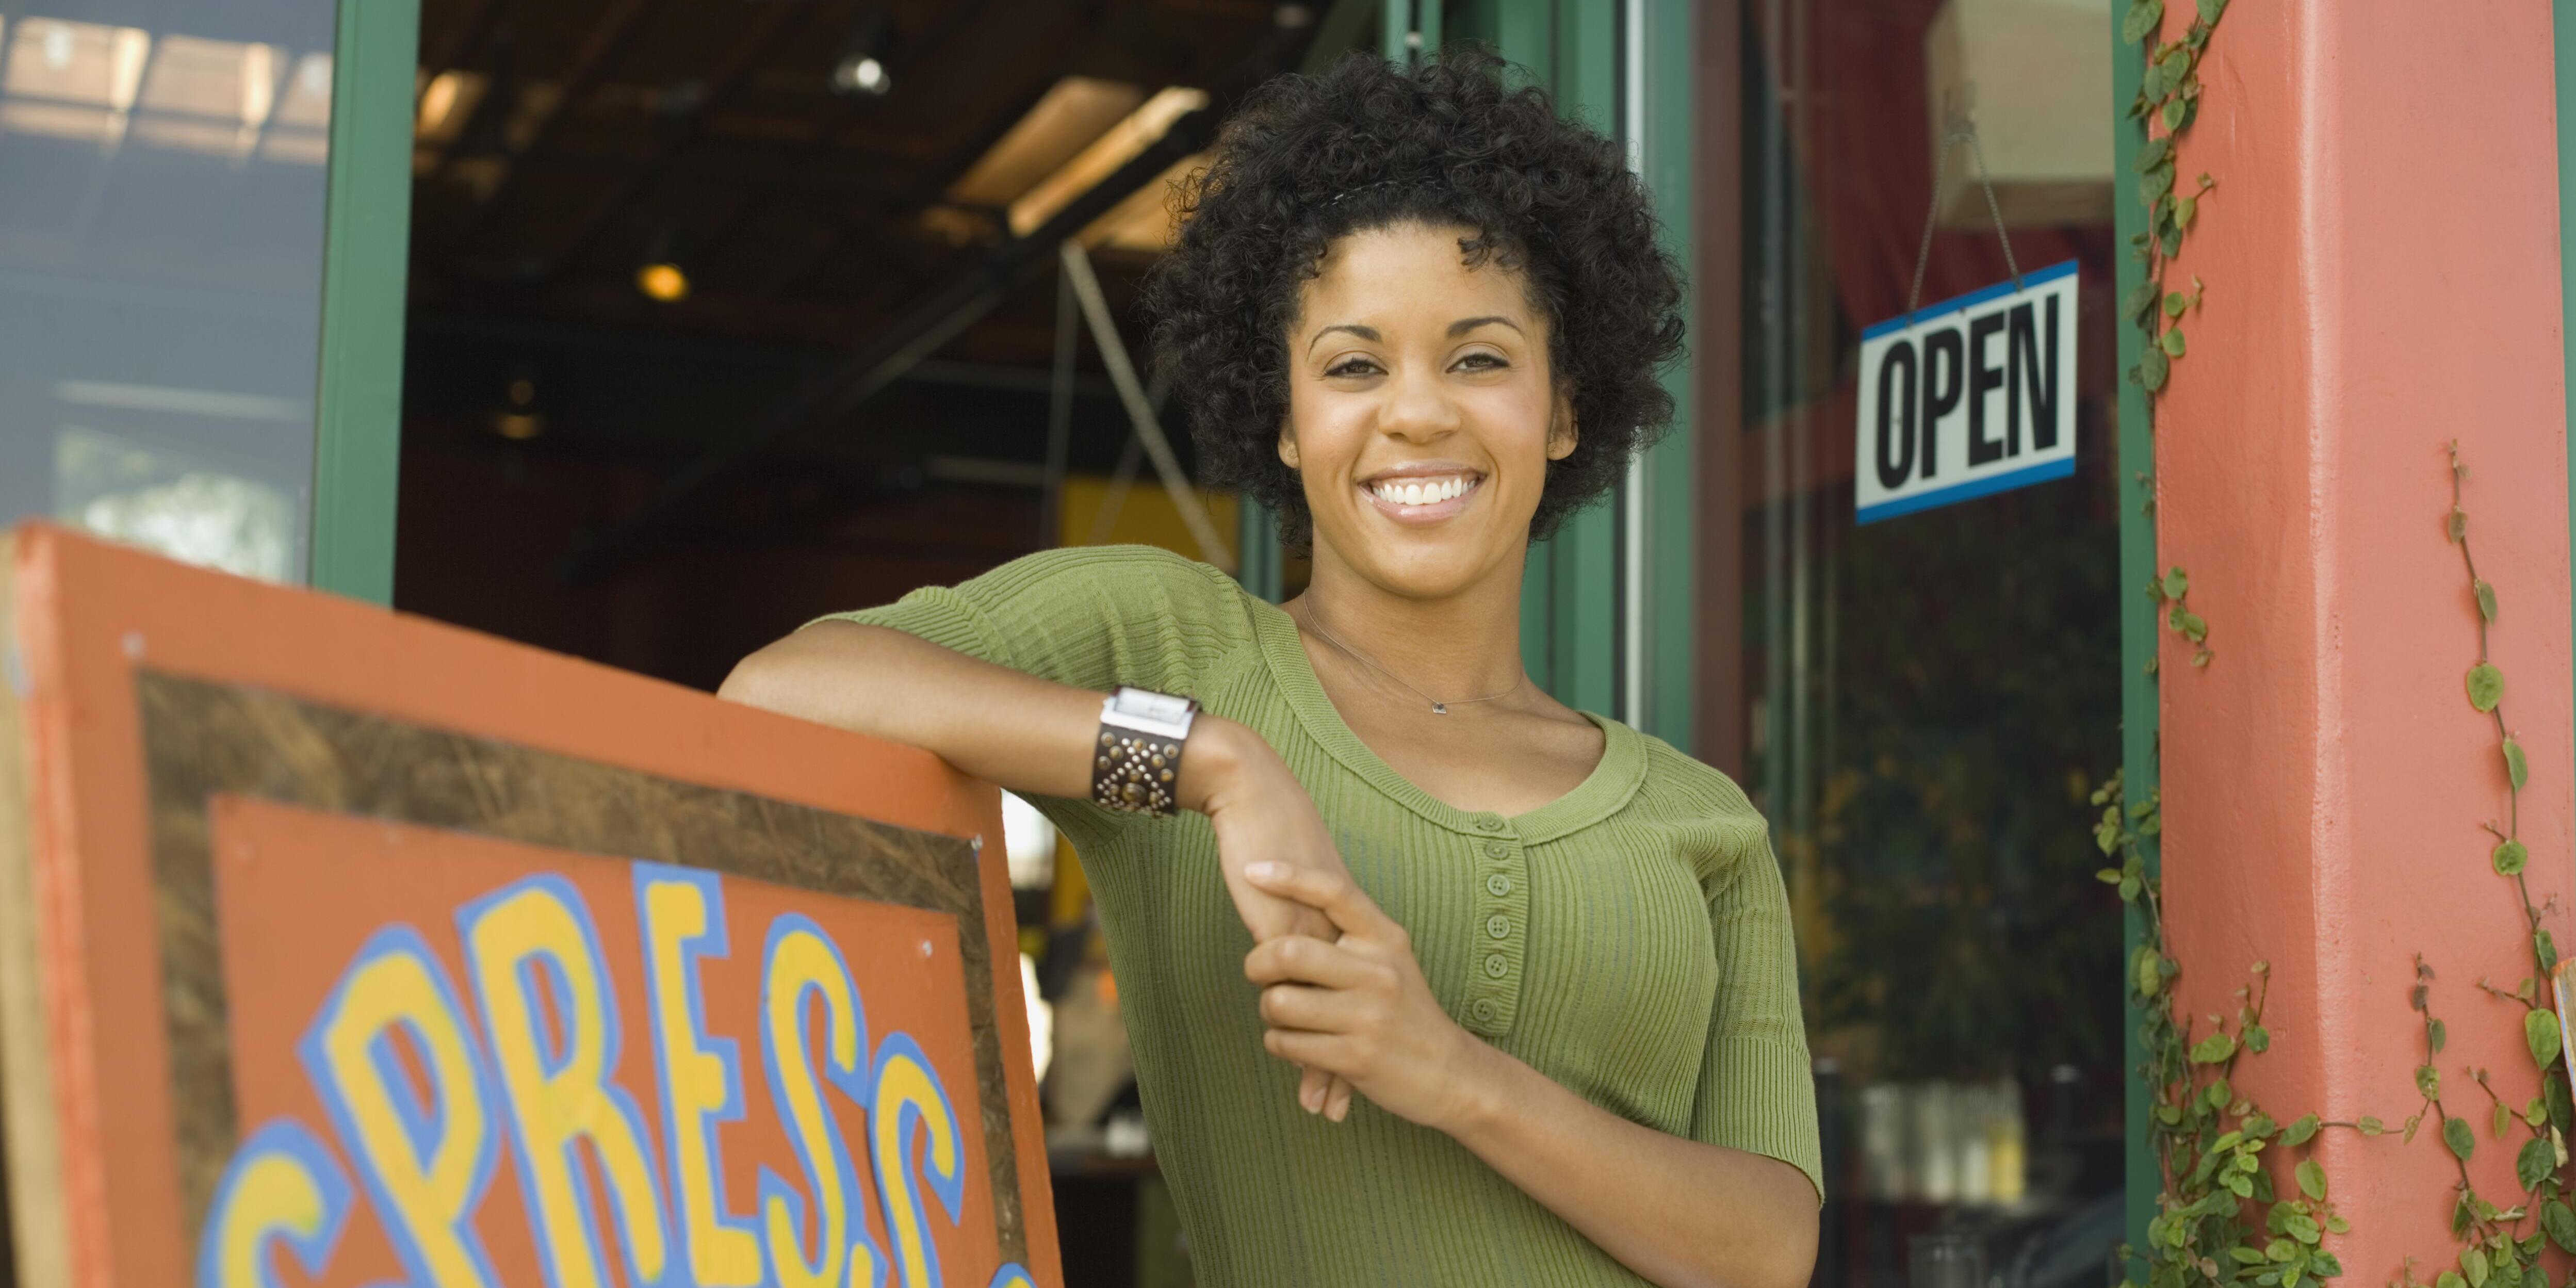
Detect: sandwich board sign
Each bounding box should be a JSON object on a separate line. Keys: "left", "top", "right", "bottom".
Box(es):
{"left": 0, "top": 524, "right": 1058, "bottom": 1288}
{"left": 1853, "top": 258, "right": 2080, "bottom": 524}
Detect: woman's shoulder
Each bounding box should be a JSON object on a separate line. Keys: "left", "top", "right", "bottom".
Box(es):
{"left": 1622, "top": 732, "right": 1772, "bottom": 870}
{"left": 984, "top": 543, "right": 1258, "bottom": 629}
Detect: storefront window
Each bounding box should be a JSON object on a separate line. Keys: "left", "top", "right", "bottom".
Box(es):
{"left": 1725, "top": 2, "right": 2125, "bottom": 1279}
{"left": 0, "top": 1, "right": 337, "bottom": 581}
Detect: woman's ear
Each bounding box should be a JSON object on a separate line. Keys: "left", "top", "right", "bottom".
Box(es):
{"left": 1277, "top": 421, "right": 1301, "bottom": 469}
{"left": 1545, "top": 392, "right": 1579, "bottom": 462}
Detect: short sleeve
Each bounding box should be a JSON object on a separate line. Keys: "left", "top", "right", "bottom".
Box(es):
{"left": 809, "top": 544, "right": 1258, "bottom": 699}
{"left": 1688, "top": 819, "right": 1825, "bottom": 1204}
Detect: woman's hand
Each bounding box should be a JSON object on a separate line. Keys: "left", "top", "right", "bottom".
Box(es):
{"left": 1181, "top": 719, "right": 1356, "bottom": 1117}
{"left": 1239, "top": 861, "right": 1493, "bottom": 1128}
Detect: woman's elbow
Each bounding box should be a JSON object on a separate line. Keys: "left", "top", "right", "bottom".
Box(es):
{"left": 716, "top": 639, "right": 802, "bottom": 713}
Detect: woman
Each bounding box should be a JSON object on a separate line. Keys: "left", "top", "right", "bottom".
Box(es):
{"left": 722, "top": 50, "right": 1820, "bottom": 1287}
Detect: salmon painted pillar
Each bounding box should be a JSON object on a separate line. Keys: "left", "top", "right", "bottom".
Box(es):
{"left": 2149, "top": 1, "right": 2573, "bottom": 1268}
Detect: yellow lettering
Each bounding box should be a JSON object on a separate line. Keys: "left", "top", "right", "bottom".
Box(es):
{"left": 635, "top": 865, "right": 761, "bottom": 1287}
{"left": 297, "top": 926, "right": 499, "bottom": 1287}
{"left": 460, "top": 875, "right": 671, "bottom": 1288}
{"left": 197, "top": 1120, "right": 352, "bottom": 1288}
{"left": 757, "top": 915, "right": 884, "bottom": 1288}
{"left": 871, "top": 1035, "right": 966, "bottom": 1288}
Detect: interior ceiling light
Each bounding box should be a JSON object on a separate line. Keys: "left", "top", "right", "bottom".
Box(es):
{"left": 635, "top": 259, "right": 688, "bottom": 302}
{"left": 1006, "top": 86, "right": 1208, "bottom": 238}
{"left": 829, "top": 13, "right": 892, "bottom": 97}
{"left": 635, "top": 229, "right": 689, "bottom": 302}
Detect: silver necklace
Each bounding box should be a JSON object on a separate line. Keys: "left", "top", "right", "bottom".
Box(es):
{"left": 1301, "top": 607, "right": 1523, "bottom": 715}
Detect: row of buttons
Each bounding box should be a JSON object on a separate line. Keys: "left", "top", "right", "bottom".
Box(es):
{"left": 1467, "top": 819, "right": 1522, "bottom": 1035}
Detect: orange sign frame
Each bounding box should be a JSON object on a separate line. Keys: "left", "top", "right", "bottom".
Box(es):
{"left": 0, "top": 523, "right": 1059, "bottom": 1288}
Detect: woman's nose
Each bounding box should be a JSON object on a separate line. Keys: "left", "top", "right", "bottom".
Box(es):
{"left": 1377, "top": 367, "right": 1460, "bottom": 442}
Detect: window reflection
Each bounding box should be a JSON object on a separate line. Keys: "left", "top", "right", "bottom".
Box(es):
{"left": 0, "top": 4, "right": 338, "bottom": 581}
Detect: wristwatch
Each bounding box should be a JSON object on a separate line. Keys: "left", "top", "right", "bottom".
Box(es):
{"left": 1091, "top": 686, "right": 1199, "bottom": 817}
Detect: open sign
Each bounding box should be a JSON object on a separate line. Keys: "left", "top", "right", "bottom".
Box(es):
{"left": 1853, "top": 260, "right": 2079, "bottom": 524}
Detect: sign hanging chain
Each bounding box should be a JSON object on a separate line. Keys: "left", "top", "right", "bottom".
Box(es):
{"left": 1906, "top": 90, "right": 2023, "bottom": 317}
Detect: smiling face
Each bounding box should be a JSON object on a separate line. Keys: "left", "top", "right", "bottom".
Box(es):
{"left": 1281, "top": 221, "right": 1575, "bottom": 601}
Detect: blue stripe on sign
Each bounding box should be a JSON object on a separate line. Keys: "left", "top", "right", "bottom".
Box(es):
{"left": 1855, "top": 455, "right": 2077, "bottom": 526}
{"left": 1858, "top": 258, "right": 2082, "bottom": 341}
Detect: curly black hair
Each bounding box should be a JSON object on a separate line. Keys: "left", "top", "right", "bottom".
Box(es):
{"left": 1143, "top": 48, "right": 1685, "bottom": 547}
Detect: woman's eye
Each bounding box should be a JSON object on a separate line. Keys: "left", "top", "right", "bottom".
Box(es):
{"left": 1326, "top": 357, "right": 1382, "bottom": 378}
{"left": 1454, "top": 351, "right": 1508, "bottom": 371}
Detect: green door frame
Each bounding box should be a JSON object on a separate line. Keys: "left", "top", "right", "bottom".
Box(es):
{"left": 2111, "top": 8, "right": 2162, "bottom": 1258}
{"left": 309, "top": 0, "right": 419, "bottom": 605}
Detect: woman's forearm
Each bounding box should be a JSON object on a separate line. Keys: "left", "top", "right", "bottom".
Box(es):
{"left": 716, "top": 621, "right": 1245, "bottom": 811}
{"left": 1444, "top": 1042, "right": 1818, "bottom": 1288}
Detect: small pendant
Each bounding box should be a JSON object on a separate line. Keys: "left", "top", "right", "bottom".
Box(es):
{"left": 1431, "top": 703, "right": 1448, "bottom": 714}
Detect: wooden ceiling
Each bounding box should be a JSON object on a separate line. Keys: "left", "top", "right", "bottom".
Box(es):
{"left": 407, "top": 0, "right": 1316, "bottom": 358}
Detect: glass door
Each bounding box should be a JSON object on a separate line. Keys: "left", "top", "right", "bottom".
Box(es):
{"left": 1722, "top": 1, "right": 2127, "bottom": 1280}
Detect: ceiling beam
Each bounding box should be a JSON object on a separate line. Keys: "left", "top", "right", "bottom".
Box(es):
{"left": 555, "top": 105, "right": 1216, "bottom": 584}
{"left": 535, "top": 0, "right": 816, "bottom": 284}
{"left": 439, "top": 0, "right": 673, "bottom": 256}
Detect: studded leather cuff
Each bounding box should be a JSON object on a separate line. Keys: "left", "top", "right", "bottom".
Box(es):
{"left": 1090, "top": 687, "right": 1198, "bottom": 817}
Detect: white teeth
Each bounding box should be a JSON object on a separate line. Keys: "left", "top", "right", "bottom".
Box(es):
{"left": 1371, "top": 476, "right": 1477, "bottom": 506}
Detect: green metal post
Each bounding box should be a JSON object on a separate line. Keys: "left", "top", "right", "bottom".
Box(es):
{"left": 1238, "top": 502, "right": 1284, "bottom": 601}
{"left": 2111, "top": 8, "right": 2161, "bottom": 1262}
{"left": 1637, "top": 0, "right": 1697, "bottom": 748}
{"left": 309, "top": 0, "right": 420, "bottom": 604}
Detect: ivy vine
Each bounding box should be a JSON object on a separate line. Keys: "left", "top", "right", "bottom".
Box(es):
{"left": 2109, "top": 5, "right": 2355, "bottom": 1288}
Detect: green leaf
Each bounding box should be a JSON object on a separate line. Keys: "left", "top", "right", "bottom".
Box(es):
{"left": 2295, "top": 1156, "right": 2325, "bottom": 1200}
{"left": 2468, "top": 1248, "right": 2493, "bottom": 1288}
{"left": 2138, "top": 950, "right": 2164, "bottom": 998}
{"left": 2450, "top": 507, "right": 2470, "bottom": 542}
{"left": 2283, "top": 1113, "right": 2320, "bottom": 1146}
{"left": 2124, "top": 0, "right": 2166, "bottom": 44}
{"left": 2477, "top": 579, "right": 2499, "bottom": 622}
{"left": 2448, "top": 1272, "right": 2473, "bottom": 1288}
{"left": 2160, "top": 327, "right": 2188, "bottom": 357}
{"left": 2546, "top": 929, "right": 2564, "bottom": 975}
{"left": 2550, "top": 1066, "right": 2572, "bottom": 1128}
{"left": 2198, "top": 0, "right": 2227, "bottom": 21}
{"left": 2135, "top": 135, "right": 2174, "bottom": 174}
{"left": 2530, "top": 1007, "right": 2562, "bottom": 1069}
{"left": 2164, "top": 566, "right": 2190, "bottom": 599}
{"left": 2358, "top": 1114, "right": 2384, "bottom": 1135}
{"left": 2160, "top": 47, "right": 2192, "bottom": 81}
{"left": 2175, "top": 194, "right": 2198, "bottom": 230}
{"left": 2191, "top": 1031, "right": 2238, "bottom": 1063}
{"left": 2469, "top": 663, "right": 2506, "bottom": 712}
{"left": 2496, "top": 839, "right": 2530, "bottom": 876}
{"left": 2522, "top": 1264, "right": 2547, "bottom": 1288}
{"left": 2447, "top": 1115, "right": 2477, "bottom": 1161}
{"left": 2245, "top": 1023, "right": 2270, "bottom": 1053}
{"left": 2545, "top": 1200, "right": 2576, "bottom": 1253}
{"left": 2141, "top": 165, "right": 2175, "bottom": 204}
{"left": 2162, "top": 97, "right": 2186, "bottom": 131}
{"left": 2141, "top": 346, "right": 2170, "bottom": 392}
{"left": 2124, "top": 280, "right": 2161, "bottom": 321}
{"left": 2420, "top": 1063, "right": 2443, "bottom": 1098}
{"left": 2232, "top": 1248, "right": 2271, "bottom": 1266}
{"left": 2497, "top": 1101, "right": 2513, "bottom": 1138}
{"left": 2433, "top": 1017, "right": 2449, "bottom": 1053}
{"left": 2163, "top": 290, "right": 2188, "bottom": 318}
{"left": 2520, "top": 1136, "right": 2556, "bottom": 1191}
{"left": 2506, "top": 738, "right": 2530, "bottom": 791}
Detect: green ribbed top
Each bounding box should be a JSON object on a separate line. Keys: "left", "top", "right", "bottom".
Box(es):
{"left": 825, "top": 545, "right": 1820, "bottom": 1284}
